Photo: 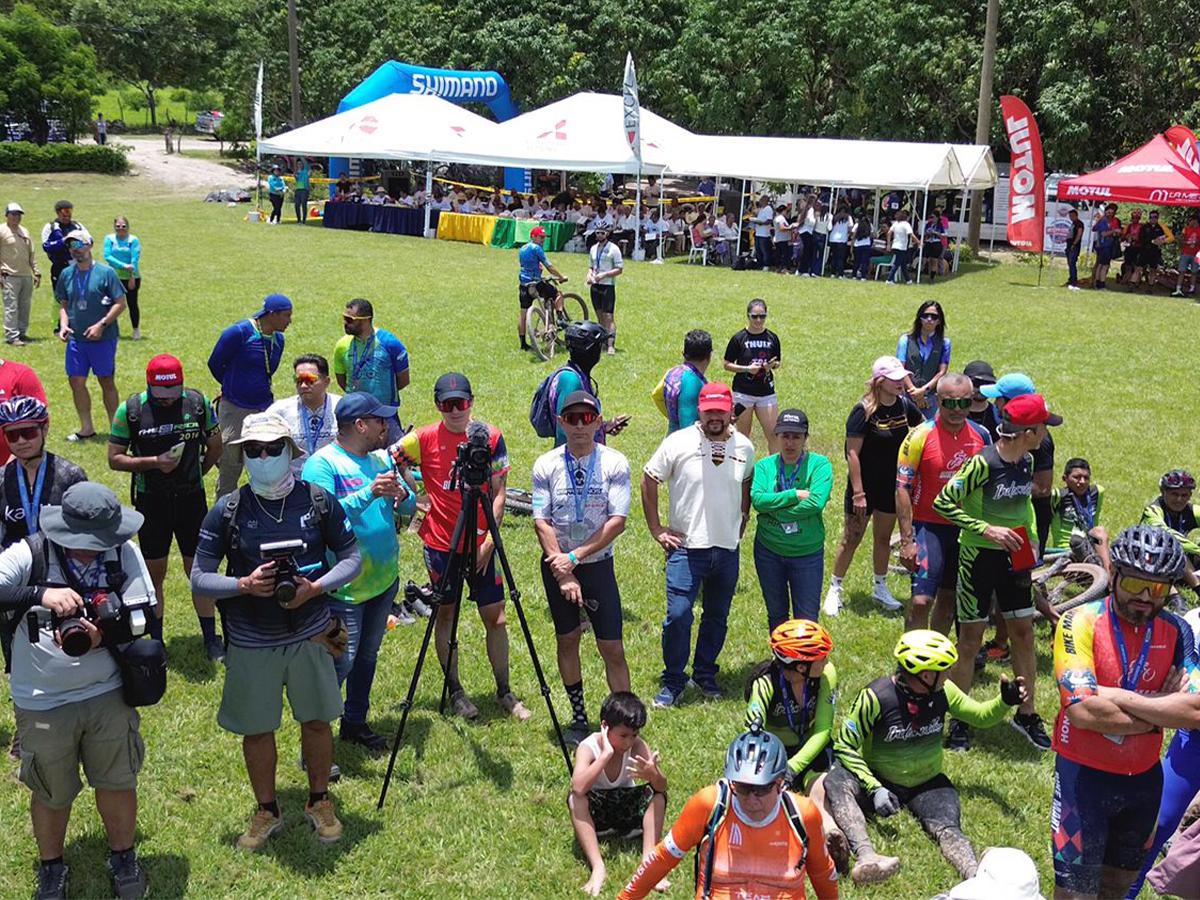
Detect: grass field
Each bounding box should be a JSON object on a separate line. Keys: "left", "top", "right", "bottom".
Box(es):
{"left": 0, "top": 171, "right": 1193, "bottom": 899}
{"left": 92, "top": 89, "right": 198, "bottom": 131}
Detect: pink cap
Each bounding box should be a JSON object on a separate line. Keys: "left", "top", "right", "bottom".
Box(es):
{"left": 872, "top": 355, "right": 911, "bottom": 382}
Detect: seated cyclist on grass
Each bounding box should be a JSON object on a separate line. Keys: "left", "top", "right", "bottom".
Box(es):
{"left": 619, "top": 724, "right": 837, "bottom": 900}
{"left": 570, "top": 692, "right": 669, "bottom": 898}
{"left": 1047, "top": 457, "right": 1109, "bottom": 565}
{"left": 744, "top": 619, "right": 848, "bottom": 872}
{"left": 824, "top": 630, "right": 1027, "bottom": 887}
{"left": 1142, "top": 469, "right": 1200, "bottom": 584}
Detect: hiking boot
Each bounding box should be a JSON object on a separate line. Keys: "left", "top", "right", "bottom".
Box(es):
{"left": 304, "top": 798, "right": 343, "bottom": 844}
{"left": 984, "top": 640, "right": 1011, "bottom": 663}
{"left": 823, "top": 583, "right": 843, "bottom": 617}
{"left": 872, "top": 582, "right": 902, "bottom": 611}
{"left": 851, "top": 852, "right": 901, "bottom": 885}
{"left": 33, "top": 861, "right": 68, "bottom": 900}
{"left": 1011, "top": 712, "right": 1052, "bottom": 751}
{"left": 498, "top": 691, "right": 532, "bottom": 721}
{"left": 652, "top": 685, "right": 683, "bottom": 709}
{"left": 236, "top": 807, "right": 284, "bottom": 852}
{"left": 826, "top": 828, "right": 852, "bottom": 875}
{"left": 204, "top": 635, "right": 226, "bottom": 664}
{"left": 689, "top": 677, "right": 724, "bottom": 700}
{"left": 339, "top": 721, "right": 388, "bottom": 754}
{"left": 107, "top": 849, "right": 148, "bottom": 899}
{"left": 564, "top": 721, "right": 591, "bottom": 747}
{"left": 449, "top": 689, "right": 479, "bottom": 721}
{"left": 945, "top": 719, "right": 971, "bottom": 753}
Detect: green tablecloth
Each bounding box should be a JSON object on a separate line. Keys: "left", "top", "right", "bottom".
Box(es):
{"left": 490, "top": 218, "right": 576, "bottom": 252}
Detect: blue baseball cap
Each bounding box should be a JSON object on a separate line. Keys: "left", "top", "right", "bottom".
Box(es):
{"left": 335, "top": 391, "right": 398, "bottom": 425}
{"left": 980, "top": 372, "right": 1035, "bottom": 399}
{"left": 253, "top": 293, "right": 293, "bottom": 318}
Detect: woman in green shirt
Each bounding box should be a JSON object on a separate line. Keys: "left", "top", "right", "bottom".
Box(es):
{"left": 751, "top": 408, "right": 833, "bottom": 626}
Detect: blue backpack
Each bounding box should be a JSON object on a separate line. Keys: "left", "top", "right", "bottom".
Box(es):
{"left": 529, "top": 362, "right": 596, "bottom": 438}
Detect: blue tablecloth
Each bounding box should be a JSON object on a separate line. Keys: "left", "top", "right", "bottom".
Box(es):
{"left": 322, "top": 202, "right": 437, "bottom": 236}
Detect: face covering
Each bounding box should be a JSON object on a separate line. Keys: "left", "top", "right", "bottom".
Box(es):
{"left": 245, "top": 452, "right": 294, "bottom": 499}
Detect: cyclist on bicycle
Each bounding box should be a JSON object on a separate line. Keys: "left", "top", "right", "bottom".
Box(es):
{"left": 619, "top": 724, "right": 837, "bottom": 899}
{"left": 1142, "top": 469, "right": 1200, "bottom": 569}
{"left": 517, "top": 225, "right": 567, "bottom": 352}
{"left": 744, "top": 619, "right": 847, "bottom": 871}
{"left": 825, "top": 630, "right": 1026, "bottom": 886}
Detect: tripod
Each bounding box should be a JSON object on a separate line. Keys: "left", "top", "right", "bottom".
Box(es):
{"left": 378, "top": 468, "right": 573, "bottom": 809}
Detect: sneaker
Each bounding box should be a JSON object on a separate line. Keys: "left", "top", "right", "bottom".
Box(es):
{"left": 906, "top": 279, "right": 914, "bottom": 285}
{"left": 107, "top": 849, "right": 148, "bottom": 899}
{"left": 984, "top": 640, "right": 1011, "bottom": 663}
{"left": 498, "top": 691, "right": 532, "bottom": 721}
{"left": 34, "top": 861, "right": 68, "bottom": 900}
{"left": 823, "top": 583, "right": 843, "bottom": 617}
{"left": 564, "top": 720, "right": 591, "bottom": 747}
{"left": 391, "top": 604, "right": 416, "bottom": 626}
{"left": 652, "top": 684, "right": 683, "bottom": 709}
{"left": 204, "top": 635, "right": 226, "bottom": 663}
{"left": 1011, "top": 712, "right": 1052, "bottom": 751}
{"left": 689, "top": 677, "right": 724, "bottom": 700}
{"left": 872, "top": 582, "right": 902, "bottom": 611}
{"left": 304, "top": 798, "right": 343, "bottom": 844}
{"left": 236, "top": 807, "right": 284, "bottom": 852}
{"left": 945, "top": 719, "right": 971, "bottom": 752}
{"left": 450, "top": 689, "right": 480, "bottom": 721}
{"left": 851, "top": 852, "right": 901, "bottom": 885}
{"left": 297, "top": 755, "right": 341, "bottom": 783}
{"left": 6, "top": 338, "right": 25, "bottom": 347}
{"left": 339, "top": 721, "right": 388, "bottom": 754}
{"left": 405, "top": 596, "right": 432, "bottom": 618}
{"left": 1172, "top": 289, "right": 1185, "bottom": 297}
{"left": 131, "top": 328, "right": 141, "bottom": 341}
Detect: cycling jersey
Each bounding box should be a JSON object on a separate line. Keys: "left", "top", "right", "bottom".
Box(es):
{"left": 619, "top": 784, "right": 837, "bottom": 900}
{"left": 652, "top": 362, "right": 706, "bottom": 433}
{"left": 1053, "top": 596, "right": 1199, "bottom": 775}
{"left": 1047, "top": 484, "right": 1104, "bottom": 552}
{"left": 518, "top": 241, "right": 549, "bottom": 284}
{"left": 834, "top": 675, "right": 1008, "bottom": 792}
{"left": 896, "top": 417, "right": 989, "bottom": 525}
{"left": 1141, "top": 496, "right": 1200, "bottom": 558}
{"left": 745, "top": 661, "right": 837, "bottom": 778}
{"left": 932, "top": 444, "right": 1036, "bottom": 551}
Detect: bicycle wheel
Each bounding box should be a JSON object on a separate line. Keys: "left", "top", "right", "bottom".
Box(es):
{"left": 526, "top": 305, "right": 555, "bottom": 361}
{"left": 560, "top": 292, "right": 589, "bottom": 323}
{"left": 1043, "top": 563, "right": 1109, "bottom": 615}
{"left": 504, "top": 488, "right": 534, "bottom": 517}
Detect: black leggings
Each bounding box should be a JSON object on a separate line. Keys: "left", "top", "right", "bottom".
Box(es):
{"left": 269, "top": 192, "right": 284, "bottom": 223}
{"left": 121, "top": 278, "right": 140, "bottom": 329}
{"left": 824, "top": 762, "right": 977, "bottom": 878}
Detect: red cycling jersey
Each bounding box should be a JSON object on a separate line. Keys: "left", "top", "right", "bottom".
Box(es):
{"left": 896, "top": 417, "right": 989, "bottom": 525}
{"left": 1053, "top": 596, "right": 1199, "bottom": 775}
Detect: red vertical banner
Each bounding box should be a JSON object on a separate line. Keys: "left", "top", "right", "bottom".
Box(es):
{"left": 1000, "top": 95, "right": 1045, "bottom": 253}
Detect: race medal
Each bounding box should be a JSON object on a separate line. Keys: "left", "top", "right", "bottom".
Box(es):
{"left": 570, "top": 522, "right": 590, "bottom": 542}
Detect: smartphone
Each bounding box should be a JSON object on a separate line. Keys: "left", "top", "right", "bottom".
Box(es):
{"left": 166, "top": 442, "right": 186, "bottom": 460}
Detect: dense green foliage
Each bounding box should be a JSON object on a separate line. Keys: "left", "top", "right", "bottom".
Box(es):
{"left": 0, "top": 139, "right": 127, "bottom": 172}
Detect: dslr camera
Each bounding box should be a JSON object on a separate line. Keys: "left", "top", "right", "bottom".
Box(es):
{"left": 452, "top": 422, "right": 492, "bottom": 489}
{"left": 33, "top": 588, "right": 153, "bottom": 658}
{"left": 260, "top": 539, "right": 307, "bottom": 607}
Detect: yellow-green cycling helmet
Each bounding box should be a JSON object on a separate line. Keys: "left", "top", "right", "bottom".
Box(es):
{"left": 895, "top": 629, "right": 958, "bottom": 674}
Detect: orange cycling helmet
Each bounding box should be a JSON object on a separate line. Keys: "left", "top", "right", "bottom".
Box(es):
{"left": 770, "top": 618, "right": 833, "bottom": 663}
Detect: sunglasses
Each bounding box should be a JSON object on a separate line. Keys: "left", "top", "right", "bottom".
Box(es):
{"left": 436, "top": 398, "right": 471, "bottom": 413}
{"left": 940, "top": 397, "right": 972, "bottom": 409}
{"left": 920, "top": 313, "right": 941, "bottom": 321}
{"left": 295, "top": 372, "right": 320, "bottom": 386}
{"left": 1118, "top": 574, "right": 1172, "bottom": 599}
{"left": 562, "top": 411, "right": 599, "bottom": 427}
{"left": 731, "top": 781, "right": 778, "bottom": 798}
{"left": 243, "top": 440, "right": 287, "bottom": 458}
{"left": 749, "top": 313, "right": 767, "bottom": 320}
{"left": 3, "top": 425, "right": 41, "bottom": 442}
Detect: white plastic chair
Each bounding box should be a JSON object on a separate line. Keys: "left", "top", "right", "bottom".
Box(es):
{"left": 688, "top": 231, "right": 709, "bottom": 266}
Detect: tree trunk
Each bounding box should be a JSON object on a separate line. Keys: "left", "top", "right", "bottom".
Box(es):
{"left": 968, "top": 0, "right": 999, "bottom": 251}
{"left": 147, "top": 86, "right": 158, "bottom": 128}
{"left": 287, "top": 0, "right": 302, "bottom": 126}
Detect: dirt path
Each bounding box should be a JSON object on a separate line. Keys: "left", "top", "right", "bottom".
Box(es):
{"left": 119, "top": 135, "right": 252, "bottom": 195}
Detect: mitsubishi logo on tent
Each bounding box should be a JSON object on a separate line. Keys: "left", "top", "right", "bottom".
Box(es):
{"left": 357, "top": 116, "right": 379, "bottom": 135}
{"left": 536, "top": 120, "right": 568, "bottom": 141}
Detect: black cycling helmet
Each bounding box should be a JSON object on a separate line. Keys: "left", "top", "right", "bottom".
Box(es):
{"left": 1160, "top": 469, "right": 1196, "bottom": 491}
{"left": 565, "top": 320, "right": 609, "bottom": 354}
{"left": 724, "top": 722, "right": 789, "bottom": 786}
{"left": 1110, "top": 524, "right": 1187, "bottom": 581}
{"left": 0, "top": 396, "right": 48, "bottom": 426}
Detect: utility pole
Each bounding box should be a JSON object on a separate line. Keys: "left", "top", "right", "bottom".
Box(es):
{"left": 968, "top": 0, "right": 999, "bottom": 251}
{"left": 287, "top": 0, "right": 302, "bottom": 126}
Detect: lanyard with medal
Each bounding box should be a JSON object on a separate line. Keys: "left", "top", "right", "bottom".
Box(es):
{"left": 254, "top": 320, "right": 278, "bottom": 378}
{"left": 1069, "top": 489, "right": 1096, "bottom": 530}
{"left": 16, "top": 456, "right": 47, "bottom": 534}
{"left": 350, "top": 335, "right": 375, "bottom": 388}
{"left": 776, "top": 668, "right": 807, "bottom": 737}
{"left": 72, "top": 266, "right": 92, "bottom": 313}
{"left": 564, "top": 446, "right": 597, "bottom": 543}
{"left": 299, "top": 397, "right": 326, "bottom": 455}
{"left": 1109, "top": 601, "right": 1154, "bottom": 691}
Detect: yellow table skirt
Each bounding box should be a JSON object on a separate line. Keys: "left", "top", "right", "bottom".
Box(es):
{"left": 436, "top": 212, "right": 498, "bottom": 245}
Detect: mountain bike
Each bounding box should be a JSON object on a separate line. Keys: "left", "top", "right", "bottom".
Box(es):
{"left": 525, "top": 278, "right": 589, "bottom": 361}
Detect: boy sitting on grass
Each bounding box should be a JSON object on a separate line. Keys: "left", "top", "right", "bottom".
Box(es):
{"left": 569, "top": 692, "right": 669, "bottom": 897}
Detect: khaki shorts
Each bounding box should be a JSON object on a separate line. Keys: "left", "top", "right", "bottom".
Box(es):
{"left": 218, "top": 640, "right": 343, "bottom": 736}
{"left": 15, "top": 689, "right": 143, "bottom": 810}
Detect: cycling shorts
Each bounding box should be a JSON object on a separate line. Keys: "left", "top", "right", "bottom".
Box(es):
{"left": 518, "top": 280, "right": 557, "bottom": 310}
{"left": 912, "top": 521, "right": 960, "bottom": 597}
{"left": 590, "top": 284, "right": 616, "bottom": 315}
{"left": 135, "top": 489, "right": 208, "bottom": 560}
{"left": 1051, "top": 755, "right": 1162, "bottom": 895}
{"left": 955, "top": 544, "right": 1033, "bottom": 624}
{"left": 423, "top": 545, "right": 504, "bottom": 608}
{"left": 540, "top": 555, "right": 622, "bottom": 641}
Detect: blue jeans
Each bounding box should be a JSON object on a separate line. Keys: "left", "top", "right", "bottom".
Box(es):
{"left": 1128, "top": 729, "right": 1200, "bottom": 897}
{"left": 809, "top": 233, "right": 828, "bottom": 276}
{"left": 755, "top": 236, "right": 772, "bottom": 270}
{"left": 890, "top": 248, "right": 910, "bottom": 283}
{"left": 1066, "top": 244, "right": 1080, "bottom": 285}
{"left": 753, "top": 540, "right": 823, "bottom": 630}
{"left": 662, "top": 547, "right": 739, "bottom": 691}
{"left": 854, "top": 244, "right": 872, "bottom": 279}
{"left": 333, "top": 579, "right": 398, "bottom": 725}
{"left": 829, "top": 242, "right": 848, "bottom": 276}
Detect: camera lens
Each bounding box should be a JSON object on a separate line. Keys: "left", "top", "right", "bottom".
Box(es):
{"left": 57, "top": 619, "right": 93, "bottom": 657}
{"left": 274, "top": 580, "right": 297, "bottom": 607}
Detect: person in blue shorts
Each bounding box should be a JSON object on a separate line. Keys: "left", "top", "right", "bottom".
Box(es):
{"left": 53, "top": 228, "right": 125, "bottom": 442}
{"left": 517, "top": 225, "right": 567, "bottom": 352}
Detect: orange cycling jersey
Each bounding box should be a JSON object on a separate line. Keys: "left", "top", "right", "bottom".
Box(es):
{"left": 896, "top": 418, "right": 989, "bottom": 525}
{"left": 618, "top": 784, "right": 837, "bottom": 900}
{"left": 1053, "top": 596, "right": 1200, "bottom": 775}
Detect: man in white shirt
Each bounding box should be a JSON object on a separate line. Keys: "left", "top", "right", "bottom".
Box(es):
{"left": 752, "top": 196, "right": 774, "bottom": 270}
{"left": 587, "top": 228, "right": 623, "bottom": 355}
{"left": 886, "top": 210, "right": 915, "bottom": 285}
{"left": 641, "top": 382, "right": 754, "bottom": 708}
{"left": 266, "top": 354, "right": 340, "bottom": 476}
{"left": 532, "top": 391, "right": 631, "bottom": 745}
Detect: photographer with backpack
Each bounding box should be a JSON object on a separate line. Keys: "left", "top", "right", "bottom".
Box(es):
{"left": 0, "top": 483, "right": 159, "bottom": 900}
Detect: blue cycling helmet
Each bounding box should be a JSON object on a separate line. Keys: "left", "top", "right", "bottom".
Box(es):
{"left": 0, "top": 396, "right": 48, "bottom": 426}
{"left": 724, "top": 723, "right": 789, "bottom": 786}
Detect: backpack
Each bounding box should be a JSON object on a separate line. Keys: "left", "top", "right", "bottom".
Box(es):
{"left": 694, "top": 778, "right": 809, "bottom": 899}
{"left": 529, "top": 362, "right": 595, "bottom": 438}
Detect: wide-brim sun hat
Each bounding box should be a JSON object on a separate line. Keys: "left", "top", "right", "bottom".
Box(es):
{"left": 40, "top": 482, "right": 144, "bottom": 551}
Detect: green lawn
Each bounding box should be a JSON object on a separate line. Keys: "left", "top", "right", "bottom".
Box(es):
{"left": 0, "top": 171, "right": 1192, "bottom": 898}
{"left": 92, "top": 88, "right": 199, "bottom": 131}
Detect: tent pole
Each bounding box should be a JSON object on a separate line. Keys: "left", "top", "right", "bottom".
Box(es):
{"left": 423, "top": 157, "right": 433, "bottom": 238}
{"left": 916, "top": 187, "right": 930, "bottom": 284}
{"left": 736, "top": 180, "right": 747, "bottom": 258}
{"left": 953, "top": 188, "right": 969, "bottom": 273}
{"left": 873, "top": 189, "right": 881, "bottom": 231}
{"left": 657, "top": 175, "right": 665, "bottom": 262}
{"left": 634, "top": 166, "right": 642, "bottom": 257}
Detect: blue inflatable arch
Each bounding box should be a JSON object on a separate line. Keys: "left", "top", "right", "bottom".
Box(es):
{"left": 329, "top": 61, "right": 525, "bottom": 192}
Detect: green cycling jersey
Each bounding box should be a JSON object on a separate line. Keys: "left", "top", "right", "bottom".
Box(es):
{"left": 744, "top": 660, "right": 837, "bottom": 779}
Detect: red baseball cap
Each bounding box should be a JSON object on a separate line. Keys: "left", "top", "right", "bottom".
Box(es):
{"left": 146, "top": 354, "right": 183, "bottom": 388}
{"left": 999, "top": 393, "right": 1062, "bottom": 433}
{"left": 697, "top": 382, "right": 733, "bottom": 412}
{"left": 530, "top": 226, "right": 547, "bottom": 238}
